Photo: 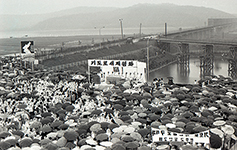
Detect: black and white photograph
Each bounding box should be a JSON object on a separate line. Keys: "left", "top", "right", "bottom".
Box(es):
{"left": 0, "top": 0, "right": 237, "bottom": 150}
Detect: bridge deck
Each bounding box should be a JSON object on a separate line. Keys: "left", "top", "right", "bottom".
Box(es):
{"left": 158, "top": 38, "right": 237, "bottom": 46}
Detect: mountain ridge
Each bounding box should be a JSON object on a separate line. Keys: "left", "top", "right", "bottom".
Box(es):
{"left": 0, "top": 4, "right": 235, "bottom": 31}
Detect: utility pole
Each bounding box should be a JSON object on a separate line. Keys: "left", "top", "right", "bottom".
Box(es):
{"left": 119, "top": 19, "right": 124, "bottom": 39}
{"left": 165, "top": 23, "right": 168, "bottom": 37}
{"left": 147, "top": 38, "right": 150, "bottom": 82}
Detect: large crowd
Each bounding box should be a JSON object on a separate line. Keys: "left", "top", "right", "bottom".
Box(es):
{"left": 0, "top": 55, "right": 237, "bottom": 150}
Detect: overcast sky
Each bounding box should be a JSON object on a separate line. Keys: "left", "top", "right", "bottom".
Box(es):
{"left": 1, "top": 0, "right": 237, "bottom": 15}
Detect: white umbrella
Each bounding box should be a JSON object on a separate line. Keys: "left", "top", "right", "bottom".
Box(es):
{"left": 100, "top": 141, "right": 113, "bottom": 147}
{"left": 210, "top": 128, "right": 224, "bottom": 138}
{"left": 95, "top": 145, "right": 106, "bottom": 150}
{"left": 72, "top": 74, "right": 86, "bottom": 80}
{"left": 221, "top": 125, "right": 235, "bottom": 135}
{"left": 213, "top": 120, "right": 226, "bottom": 126}
{"left": 86, "top": 138, "right": 98, "bottom": 146}
{"left": 208, "top": 106, "right": 218, "bottom": 111}
{"left": 166, "top": 123, "right": 176, "bottom": 129}
{"left": 80, "top": 145, "right": 92, "bottom": 150}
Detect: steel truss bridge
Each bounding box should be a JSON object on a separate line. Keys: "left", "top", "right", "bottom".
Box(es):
{"left": 154, "top": 20, "right": 237, "bottom": 79}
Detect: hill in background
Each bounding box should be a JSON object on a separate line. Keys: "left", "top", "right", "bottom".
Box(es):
{"left": 0, "top": 3, "right": 235, "bottom": 31}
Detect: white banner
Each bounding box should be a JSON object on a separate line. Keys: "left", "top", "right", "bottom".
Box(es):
{"left": 151, "top": 128, "right": 210, "bottom": 146}
{"left": 88, "top": 59, "right": 137, "bottom": 68}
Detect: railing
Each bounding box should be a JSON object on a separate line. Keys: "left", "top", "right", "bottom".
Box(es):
{"left": 46, "top": 48, "right": 145, "bottom": 71}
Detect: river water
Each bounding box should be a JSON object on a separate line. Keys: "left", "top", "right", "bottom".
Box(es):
{"left": 149, "top": 57, "right": 229, "bottom": 84}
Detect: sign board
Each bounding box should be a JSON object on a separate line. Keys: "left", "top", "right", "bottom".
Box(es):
{"left": 88, "top": 59, "right": 137, "bottom": 68}
{"left": 151, "top": 128, "right": 210, "bottom": 146}
{"left": 88, "top": 59, "right": 147, "bottom": 83}
{"left": 21, "top": 41, "right": 34, "bottom": 54}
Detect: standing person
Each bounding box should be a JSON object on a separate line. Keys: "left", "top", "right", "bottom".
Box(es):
{"left": 160, "top": 78, "right": 164, "bottom": 86}
{"left": 167, "top": 77, "right": 174, "bottom": 85}
{"left": 194, "top": 80, "right": 197, "bottom": 84}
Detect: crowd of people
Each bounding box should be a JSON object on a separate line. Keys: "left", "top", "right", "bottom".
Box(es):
{"left": 0, "top": 55, "right": 237, "bottom": 150}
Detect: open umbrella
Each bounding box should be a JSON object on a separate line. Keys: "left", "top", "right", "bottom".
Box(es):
{"left": 0, "top": 131, "right": 11, "bottom": 139}
{"left": 210, "top": 128, "right": 224, "bottom": 138}
{"left": 100, "top": 122, "right": 110, "bottom": 130}
{"left": 213, "top": 120, "right": 226, "bottom": 126}
{"left": 65, "top": 105, "right": 75, "bottom": 112}
{"left": 95, "top": 133, "right": 108, "bottom": 142}
{"left": 51, "top": 120, "right": 63, "bottom": 128}
{"left": 91, "top": 109, "right": 102, "bottom": 116}
{"left": 120, "top": 115, "right": 132, "bottom": 122}
{"left": 130, "top": 132, "right": 142, "bottom": 142}
{"left": 148, "top": 114, "right": 160, "bottom": 121}
{"left": 41, "top": 112, "right": 52, "bottom": 118}
{"left": 56, "top": 137, "right": 67, "bottom": 147}
{"left": 137, "top": 128, "right": 150, "bottom": 138}
{"left": 19, "top": 138, "right": 33, "bottom": 148}
{"left": 44, "top": 143, "right": 58, "bottom": 150}
{"left": 78, "top": 124, "right": 89, "bottom": 131}
{"left": 125, "top": 141, "right": 139, "bottom": 149}
{"left": 108, "top": 124, "right": 119, "bottom": 130}
{"left": 193, "top": 125, "right": 208, "bottom": 133}
{"left": 111, "top": 144, "right": 126, "bottom": 150}
{"left": 210, "top": 132, "right": 222, "bottom": 149}
{"left": 135, "top": 118, "right": 147, "bottom": 124}
{"left": 86, "top": 138, "right": 98, "bottom": 146}
{"left": 5, "top": 138, "right": 18, "bottom": 147}
{"left": 64, "top": 130, "right": 79, "bottom": 141}
{"left": 11, "top": 130, "right": 24, "bottom": 138}
{"left": 221, "top": 125, "right": 235, "bottom": 135}
{"left": 41, "top": 118, "right": 52, "bottom": 125}
{"left": 121, "top": 135, "right": 134, "bottom": 142}
{"left": 150, "top": 121, "right": 162, "bottom": 128}
{"left": 0, "top": 141, "right": 11, "bottom": 150}
{"left": 30, "top": 121, "right": 42, "bottom": 129}
{"left": 76, "top": 129, "right": 87, "bottom": 137}
{"left": 90, "top": 123, "right": 102, "bottom": 132}
{"left": 59, "top": 124, "right": 69, "bottom": 130}
{"left": 65, "top": 142, "right": 76, "bottom": 149}
{"left": 138, "top": 146, "right": 151, "bottom": 150}
{"left": 44, "top": 116, "right": 54, "bottom": 123}
{"left": 114, "top": 104, "right": 124, "bottom": 110}
{"left": 41, "top": 125, "right": 52, "bottom": 133}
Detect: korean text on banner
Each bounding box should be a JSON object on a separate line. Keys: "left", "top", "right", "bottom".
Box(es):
{"left": 88, "top": 59, "right": 137, "bottom": 68}
{"left": 151, "top": 128, "right": 210, "bottom": 146}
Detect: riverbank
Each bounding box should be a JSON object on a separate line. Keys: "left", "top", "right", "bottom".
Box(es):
{"left": 0, "top": 34, "right": 124, "bottom": 56}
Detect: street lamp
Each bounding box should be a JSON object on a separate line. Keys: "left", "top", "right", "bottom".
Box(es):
{"left": 146, "top": 38, "right": 152, "bottom": 82}
{"left": 146, "top": 38, "right": 150, "bottom": 82}
{"left": 119, "top": 18, "right": 124, "bottom": 39}
{"left": 94, "top": 26, "right": 105, "bottom": 36}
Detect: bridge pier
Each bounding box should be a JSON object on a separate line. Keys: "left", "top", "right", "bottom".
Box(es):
{"left": 228, "top": 46, "right": 237, "bottom": 79}
{"left": 177, "top": 43, "right": 190, "bottom": 76}
{"left": 200, "top": 45, "right": 214, "bottom": 79}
